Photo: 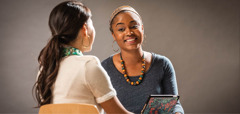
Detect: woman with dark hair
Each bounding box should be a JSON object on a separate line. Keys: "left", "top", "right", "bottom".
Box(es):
{"left": 101, "top": 6, "right": 184, "bottom": 114}
{"left": 33, "top": 1, "right": 132, "bottom": 113}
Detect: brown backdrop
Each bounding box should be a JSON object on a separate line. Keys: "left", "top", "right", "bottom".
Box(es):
{"left": 0, "top": 0, "right": 239, "bottom": 113}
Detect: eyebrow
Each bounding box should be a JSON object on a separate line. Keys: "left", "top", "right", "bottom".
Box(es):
{"left": 116, "top": 23, "right": 124, "bottom": 27}
{"left": 115, "top": 20, "right": 138, "bottom": 27}
{"left": 130, "top": 20, "right": 137, "bottom": 23}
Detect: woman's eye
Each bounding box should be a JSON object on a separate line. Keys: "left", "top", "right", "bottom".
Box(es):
{"left": 131, "top": 25, "right": 139, "bottom": 29}
{"left": 118, "top": 28, "right": 125, "bottom": 32}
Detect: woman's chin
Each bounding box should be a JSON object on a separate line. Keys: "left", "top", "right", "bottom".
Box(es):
{"left": 123, "top": 46, "right": 142, "bottom": 51}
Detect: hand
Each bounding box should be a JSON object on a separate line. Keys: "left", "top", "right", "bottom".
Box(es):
{"left": 175, "top": 112, "right": 181, "bottom": 114}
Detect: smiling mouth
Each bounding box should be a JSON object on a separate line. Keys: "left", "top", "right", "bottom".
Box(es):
{"left": 124, "top": 38, "right": 138, "bottom": 42}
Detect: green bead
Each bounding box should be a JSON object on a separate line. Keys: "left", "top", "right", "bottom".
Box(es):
{"left": 119, "top": 52, "right": 146, "bottom": 86}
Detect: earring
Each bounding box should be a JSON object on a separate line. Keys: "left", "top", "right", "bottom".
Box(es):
{"left": 112, "top": 40, "right": 119, "bottom": 52}
{"left": 130, "top": 32, "right": 133, "bottom": 34}
{"left": 82, "top": 35, "right": 90, "bottom": 48}
{"left": 142, "top": 34, "right": 146, "bottom": 47}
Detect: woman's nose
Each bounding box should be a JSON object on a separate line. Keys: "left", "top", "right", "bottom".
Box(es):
{"left": 125, "top": 28, "right": 133, "bottom": 36}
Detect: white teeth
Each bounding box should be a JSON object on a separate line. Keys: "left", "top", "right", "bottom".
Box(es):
{"left": 126, "top": 39, "right": 135, "bottom": 42}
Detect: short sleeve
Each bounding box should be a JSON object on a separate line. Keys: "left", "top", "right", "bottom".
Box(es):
{"left": 162, "top": 56, "right": 184, "bottom": 114}
{"left": 162, "top": 56, "right": 178, "bottom": 94}
{"left": 85, "top": 56, "right": 116, "bottom": 104}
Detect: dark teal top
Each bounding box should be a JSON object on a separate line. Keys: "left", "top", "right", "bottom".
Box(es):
{"left": 101, "top": 53, "right": 184, "bottom": 114}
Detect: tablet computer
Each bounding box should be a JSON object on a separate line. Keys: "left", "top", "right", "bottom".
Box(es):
{"left": 141, "top": 95, "right": 179, "bottom": 114}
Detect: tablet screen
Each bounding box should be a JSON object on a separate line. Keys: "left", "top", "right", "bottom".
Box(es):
{"left": 141, "top": 95, "right": 179, "bottom": 114}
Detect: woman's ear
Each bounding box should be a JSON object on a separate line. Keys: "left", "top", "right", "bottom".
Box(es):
{"left": 112, "top": 33, "right": 116, "bottom": 41}
{"left": 141, "top": 24, "right": 144, "bottom": 32}
{"left": 81, "top": 23, "right": 88, "bottom": 37}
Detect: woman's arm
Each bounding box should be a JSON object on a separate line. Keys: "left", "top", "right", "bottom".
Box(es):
{"left": 162, "top": 56, "right": 184, "bottom": 114}
{"left": 85, "top": 56, "right": 133, "bottom": 113}
{"left": 100, "top": 96, "right": 133, "bottom": 114}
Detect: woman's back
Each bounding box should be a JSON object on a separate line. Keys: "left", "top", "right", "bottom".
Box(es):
{"left": 52, "top": 55, "right": 116, "bottom": 113}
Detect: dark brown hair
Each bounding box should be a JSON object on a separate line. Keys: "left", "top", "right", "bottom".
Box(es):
{"left": 33, "top": 1, "right": 91, "bottom": 107}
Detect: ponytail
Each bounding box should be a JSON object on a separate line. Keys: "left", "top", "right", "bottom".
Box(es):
{"left": 32, "top": 0, "right": 91, "bottom": 107}
{"left": 33, "top": 35, "right": 62, "bottom": 107}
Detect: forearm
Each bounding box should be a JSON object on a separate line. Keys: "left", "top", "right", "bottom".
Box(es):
{"left": 100, "top": 96, "right": 133, "bottom": 114}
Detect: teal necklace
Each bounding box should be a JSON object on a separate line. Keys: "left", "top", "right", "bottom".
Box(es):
{"left": 120, "top": 53, "right": 146, "bottom": 86}
{"left": 62, "top": 46, "right": 83, "bottom": 57}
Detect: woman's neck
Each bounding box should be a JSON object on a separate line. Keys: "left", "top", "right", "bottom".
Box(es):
{"left": 67, "top": 41, "right": 85, "bottom": 53}
{"left": 120, "top": 48, "right": 144, "bottom": 65}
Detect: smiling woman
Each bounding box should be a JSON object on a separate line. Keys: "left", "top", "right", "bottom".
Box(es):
{"left": 101, "top": 6, "right": 184, "bottom": 114}
{"left": 112, "top": 11, "right": 144, "bottom": 51}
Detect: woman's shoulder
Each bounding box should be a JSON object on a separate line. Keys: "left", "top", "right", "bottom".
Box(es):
{"left": 101, "top": 54, "right": 114, "bottom": 65}
{"left": 63, "top": 55, "right": 101, "bottom": 65}
{"left": 150, "top": 52, "right": 173, "bottom": 66}
{"left": 151, "top": 52, "right": 169, "bottom": 61}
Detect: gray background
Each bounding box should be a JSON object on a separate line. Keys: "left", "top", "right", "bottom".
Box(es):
{"left": 0, "top": 0, "right": 239, "bottom": 113}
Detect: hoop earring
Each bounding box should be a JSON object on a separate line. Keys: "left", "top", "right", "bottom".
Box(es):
{"left": 82, "top": 35, "right": 90, "bottom": 48}
{"left": 112, "top": 40, "right": 119, "bottom": 52}
{"left": 142, "top": 34, "right": 146, "bottom": 47}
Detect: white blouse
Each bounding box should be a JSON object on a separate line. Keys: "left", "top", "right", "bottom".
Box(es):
{"left": 51, "top": 55, "right": 116, "bottom": 113}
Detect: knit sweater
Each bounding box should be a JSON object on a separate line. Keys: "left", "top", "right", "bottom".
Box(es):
{"left": 101, "top": 53, "right": 184, "bottom": 114}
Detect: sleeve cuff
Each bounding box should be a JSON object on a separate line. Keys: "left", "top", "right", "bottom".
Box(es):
{"left": 95, "top": 90, "right": 116, "bottom": 103}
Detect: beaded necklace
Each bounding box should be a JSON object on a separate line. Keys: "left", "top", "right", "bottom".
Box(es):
{"left": 62, "top": 46, "right": 83, "bottom": 57}
{"left": 120, "top": 53, "right": 145, "bottom": 86}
